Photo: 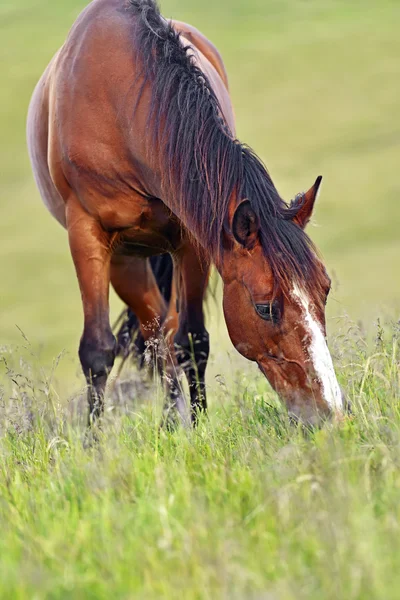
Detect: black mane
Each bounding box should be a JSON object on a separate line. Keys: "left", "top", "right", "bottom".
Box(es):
{"left": 128, "top": 0, "right": 321, "bottom": 293}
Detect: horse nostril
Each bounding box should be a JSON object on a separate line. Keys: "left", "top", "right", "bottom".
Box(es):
{"left": 341, "top": 388, "right": 352, "bottom": 414}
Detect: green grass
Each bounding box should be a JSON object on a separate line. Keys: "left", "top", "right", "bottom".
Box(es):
{"left": 1, "top": 323, "right": 400, "bottom": 598}
{"left": 1, "top": 0, "right": 400, "bottom": 597}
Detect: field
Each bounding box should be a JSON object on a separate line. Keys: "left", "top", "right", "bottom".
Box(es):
{"left": 1, "top": 0, "right": 400, "bottom": 597}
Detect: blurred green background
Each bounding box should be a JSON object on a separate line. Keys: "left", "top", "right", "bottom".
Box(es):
{"left": 1, "top": 0, "right": 399, "bottom": 384}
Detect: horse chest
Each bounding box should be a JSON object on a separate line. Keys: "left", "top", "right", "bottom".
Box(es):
{"left": 104, "top": 196, "right": 183, "bottom": 258}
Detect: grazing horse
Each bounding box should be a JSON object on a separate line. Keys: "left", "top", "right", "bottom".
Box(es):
{"left": 27, "top": 0, "right": 344, "bottom": 426}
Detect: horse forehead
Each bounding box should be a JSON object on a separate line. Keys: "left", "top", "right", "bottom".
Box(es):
{"left": 241, "top": 248, "right": 274, "bottom": 283}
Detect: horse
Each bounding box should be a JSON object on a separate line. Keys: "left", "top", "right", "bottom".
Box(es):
{"left": 27, "top": 0, "right": 344, "bottom": 427}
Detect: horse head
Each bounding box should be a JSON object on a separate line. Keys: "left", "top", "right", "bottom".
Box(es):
{"left": 218, "top": 175, "right": 344, "bottom": 425}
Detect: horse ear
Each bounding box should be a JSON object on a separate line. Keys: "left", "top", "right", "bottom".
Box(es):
{"left": 293, "top": 176, "right": 323, "bottom": 229}
{"left": 232, "top": 200, "right": 259, "bottom": 247}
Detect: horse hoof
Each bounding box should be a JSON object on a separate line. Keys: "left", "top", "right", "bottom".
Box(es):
{"left": 159, "top": 409, "right": 181, "bottom": 433}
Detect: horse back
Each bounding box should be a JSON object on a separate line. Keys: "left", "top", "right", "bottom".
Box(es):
{"left": 27, "top": 0, "right": 235, "bottom": 231}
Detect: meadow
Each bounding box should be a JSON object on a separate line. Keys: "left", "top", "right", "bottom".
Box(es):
{"left": 1, "top": 0, "right": 400, "bottom": 597}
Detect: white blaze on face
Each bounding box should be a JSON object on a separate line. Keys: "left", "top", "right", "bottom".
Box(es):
{"left": 292, "top": 285, "right": 343, "bottom": 412}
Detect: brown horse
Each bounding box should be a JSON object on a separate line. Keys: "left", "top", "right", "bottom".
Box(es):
{"left": 27, "top": 0, "right": 344, "bottom": 426}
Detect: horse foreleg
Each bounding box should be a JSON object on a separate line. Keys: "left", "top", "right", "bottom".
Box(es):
{"left": 174, "top": 247, "right": 210, "bottom": 426}
{"left": 66, "top": 199, "right": 116, "bottom": 425}
{"left": 110, "top": 256, "right": 188, "bottom": 427}
{"left": 158, "top": 266, "right": 189, "bottom": 428}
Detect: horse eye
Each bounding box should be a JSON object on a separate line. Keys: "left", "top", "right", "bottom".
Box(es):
{"left": 255, "top": 302, "right": 280, "bottom": 323}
